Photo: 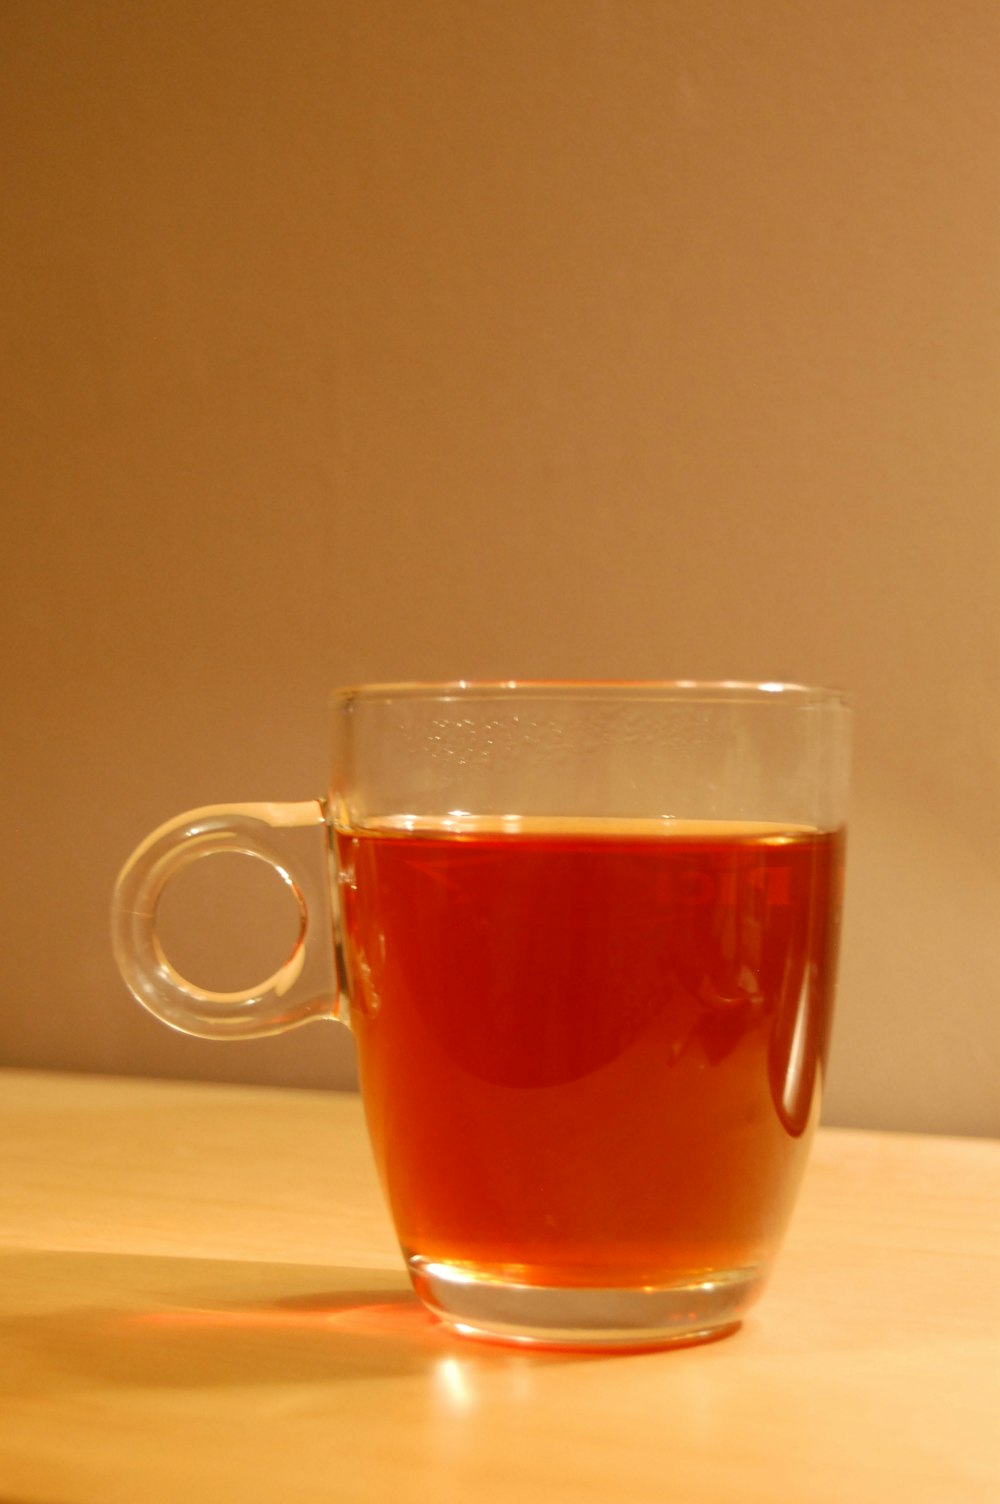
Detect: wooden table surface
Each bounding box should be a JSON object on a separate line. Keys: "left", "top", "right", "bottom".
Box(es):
{"left": 2, "top": 1068, "right": 997, "bottom": 1503}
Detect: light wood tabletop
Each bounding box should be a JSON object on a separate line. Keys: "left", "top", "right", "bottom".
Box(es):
{"left": 2, "top": 1068, "right": 997, "bottom": 1503}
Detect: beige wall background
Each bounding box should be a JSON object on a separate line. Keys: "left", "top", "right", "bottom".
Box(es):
{"left": 2, "top": 1, "right": 998, "bottom": 1135}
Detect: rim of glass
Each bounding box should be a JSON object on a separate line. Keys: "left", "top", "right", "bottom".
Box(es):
{"left": 331, "top": 680, "right": 851, "bottom": 707}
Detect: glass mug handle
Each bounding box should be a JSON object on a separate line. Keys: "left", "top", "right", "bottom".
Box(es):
{"left": 111, "top": 800, "right": 339, "bottom": 1038}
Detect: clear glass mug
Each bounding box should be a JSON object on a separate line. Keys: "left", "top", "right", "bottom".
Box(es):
{"left": 112, "top": 681, "right": 850, "bottom": 1350}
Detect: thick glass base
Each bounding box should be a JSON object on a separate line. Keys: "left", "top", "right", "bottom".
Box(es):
{"left": 407, "top": 1256, "right": 768, "bottom": 1351}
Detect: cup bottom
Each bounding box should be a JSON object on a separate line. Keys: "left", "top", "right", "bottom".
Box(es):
{"left": 406, "top": 1255, "right": 768, "bottom": 1351}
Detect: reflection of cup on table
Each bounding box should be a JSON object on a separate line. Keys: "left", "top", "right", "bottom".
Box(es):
{"left": 113, "top": 681, "right": 850, "bottom": 1350}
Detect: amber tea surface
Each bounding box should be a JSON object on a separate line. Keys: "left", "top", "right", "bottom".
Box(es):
{"left": 336, "top": 816, "right": 844, "bottom": 1290}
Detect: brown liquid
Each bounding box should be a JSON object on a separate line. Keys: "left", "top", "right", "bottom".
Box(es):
{"left": 335, "top": 818, "right": 844, "bottom": 1287}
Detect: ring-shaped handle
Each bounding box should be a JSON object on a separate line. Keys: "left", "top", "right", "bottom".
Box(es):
{"left": 112, "top": 801, "right": 339, "bottom": 1039}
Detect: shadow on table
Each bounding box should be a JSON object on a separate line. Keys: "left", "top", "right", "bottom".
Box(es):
{"left": 0, "top": 1247, "right": 584, "bottom": 1394}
